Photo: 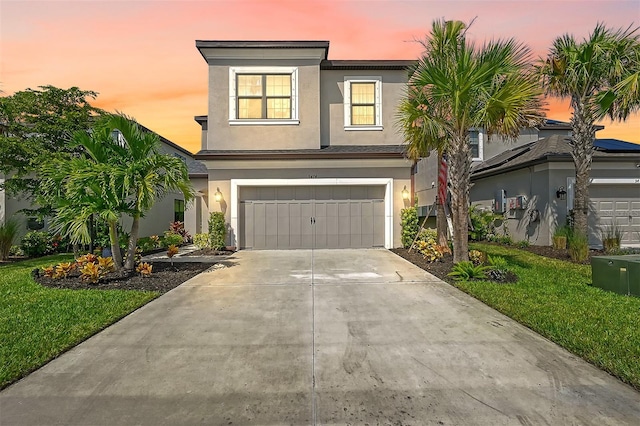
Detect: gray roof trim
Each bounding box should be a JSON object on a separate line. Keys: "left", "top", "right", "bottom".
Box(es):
{"left": 196, "top": 40, "right": 330, "bottom": 49}
{"left": 194, "top": 115, "right": 207, "bottom": 123}
{"left": 321, "top": 60, "right": 415, "bottom": 70}
{"left": 538, "top": 118, "right": 605, "bottom": 131}
{"left": 138, "top": 123, "right": 194, "bottom": 156}
{"left": 195, "top": 145, "right": 406, "bottom": 160}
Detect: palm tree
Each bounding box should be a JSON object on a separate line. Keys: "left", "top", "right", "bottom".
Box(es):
{"left": 399, "top": 19, "right": 543, "bottom": 262}
{"left": 40, "top": 125, "right": 129, "bottom": 268}
{"left": 538, "top": 24, "right": 640, "bottom": 237}
{"left": 103, "top": 115, "right": 194, "bottom": 271}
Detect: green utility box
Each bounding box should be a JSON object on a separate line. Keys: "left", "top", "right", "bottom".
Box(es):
{"left": 591, "top": 255, "right": 640, "bottom": 297}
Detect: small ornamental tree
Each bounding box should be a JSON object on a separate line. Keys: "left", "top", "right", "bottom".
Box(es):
{"left": 400, "top": 207, "right": 419, "bottom": 248}
{"left": 208, "top": 212, "right": 227, "bottom": 250}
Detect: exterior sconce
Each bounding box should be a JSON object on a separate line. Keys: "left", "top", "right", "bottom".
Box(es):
{"left": 556, "top": 186, "right": 567, "bottom": 200}
{"left": 214, "top": 188, "right": 223, "bottom": 202}
{"left": 401, "top": 185, "right": 410, "bottom": 200}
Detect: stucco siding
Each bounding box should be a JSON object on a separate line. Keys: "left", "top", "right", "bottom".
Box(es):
{"left": 320, "top": 69, "right": 407, "bottom": 146}
{"left": 206, "top": 64, "right": 321, "bottom": 150}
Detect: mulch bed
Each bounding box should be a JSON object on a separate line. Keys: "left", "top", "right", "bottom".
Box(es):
{"left": 33, "top": 262, "right": 213, "bottom": 293}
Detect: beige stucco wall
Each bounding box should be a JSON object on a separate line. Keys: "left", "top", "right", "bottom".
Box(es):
{"left": 185, "top": 177, "right": 209, "bottom": 237}
{"left": 320, "top": 69, "right": 408, "bottom": 147}
{"left": 206, "top": 62, "right": 321, "bottom": 150}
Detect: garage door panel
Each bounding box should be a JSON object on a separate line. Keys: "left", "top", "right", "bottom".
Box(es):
{"left": 589, "top": 187, "right": 639, "bottom": 246}
{"left": 240, "top": 186, "right": 385, "bottom": 249}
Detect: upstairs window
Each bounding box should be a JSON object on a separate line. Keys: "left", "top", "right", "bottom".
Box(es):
{"left": 469, "top": 129, "right": 483, "bottom": 161}
{"left": 229, "top": 67, "right": 299, "bottom": 124}
{"left": 237, "top": 74, "right": 291, "bottom": 119}
{"left": 344, "top": 77, "right": 382, "bottom": 130}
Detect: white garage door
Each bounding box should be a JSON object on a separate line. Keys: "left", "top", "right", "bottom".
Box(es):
{"left": 589, "top": 185, "right": 640, "bottom": 247}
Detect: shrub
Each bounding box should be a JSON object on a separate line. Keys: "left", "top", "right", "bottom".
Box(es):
{"left": 497, "top": 235, "right": 513, "bottom": 246}
{"left": 193, "top": 233, "right": 210, "bottom": 249}
{"left": 468, "top": 250, "right": 486, "bottom": 265}
{"left": 209, "top": 212, "right": 227, "bottom": 250}
{"left": 137, "top": 236, "right": 157, "bottom": 253}
{"left": 136, "top": 262, "right": 153, "bottom": 277}
{"left": 20, "top": 231, "right": 52, "bottom": 258}
{"left": 469, "top": 206, "right": 500, "bottom": 241}
{"left": 169, "top": 221, "right": 191, "bottom": 243}
{"left": 413, "top": 229, "right": 447, "bottom": 262}
{"left": 167, "top": 244, "right": 179, "bottom": 258}
{"left": 516, "top": 240, "right": 530, "bottom": 248}
{"left": 162, "top": 232, "right": 183, "bottom": 247}
{"left": 601, "top": 221, "right": 623, "bottom": 253}
{"left": 0, "top": 219, "right": 20, "bottom": 260}
{"left": 76, "top": 253, "right": 98, "bottom": 267}
{"left": 80, "top": 262, "right": 101, "bottom": 283}
{"left": 54, "top": 262, "right": 76, "bottom": 279}
{"left": 568, "top": 232, "right": 589, "bottom": 262}
{"left": 9, "top": 245, "right": 24, "bottom": 257}
{"left": 400, "top": 207, "right": 419, "bottom": 248}
{"left": 448, "top": 261, "right": 492, "bottom": 281}
{"left": 97, "top": 256, "right": 115, "bottom": 273}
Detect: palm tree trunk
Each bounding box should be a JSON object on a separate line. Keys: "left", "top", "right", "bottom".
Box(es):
{"left": 436, "top": 150, "right": 448, "bottom": 247}
{"left": 448, "top": 134, "right": 472, "bottom": 263}
{"left": 571, "top": 99, "right": 595, "bottom": 237}
{"left": 108, "top": 220, "right": 122, "bottom": 270}
{"left": 124, "top": 214, "right": 140, "bottom": 271}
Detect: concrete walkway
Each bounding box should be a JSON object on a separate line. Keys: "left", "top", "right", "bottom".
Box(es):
{"left": 1, "top": 249, "right": 639, "bottom": 425}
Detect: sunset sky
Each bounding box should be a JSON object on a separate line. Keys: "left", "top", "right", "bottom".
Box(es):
{"left": 2, "top": 0, "right": 639, "bottom": 153}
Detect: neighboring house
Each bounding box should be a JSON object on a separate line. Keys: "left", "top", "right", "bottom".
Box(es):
{"left": 413, "top": 119, "right": 603, "bottom": 217}
{"left": 193, "top": 40, "right": 414, "bottom": 249}
{"left": 470, "top": 135, "right": 640, "bottom": 248}
{"left": 0, "top": 127, "right": 206, "bottom": 242}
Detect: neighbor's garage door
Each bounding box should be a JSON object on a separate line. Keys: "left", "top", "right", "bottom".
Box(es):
{"left": 239, "top": 186, "right": 385, "bottom": 249}
{"left": 589, "top": 185, "right": 640, "bottom": 247}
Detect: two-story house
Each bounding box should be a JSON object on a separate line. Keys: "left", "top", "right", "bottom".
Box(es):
{"left": 194, "top": 41, "right": 414, "bottom": 249}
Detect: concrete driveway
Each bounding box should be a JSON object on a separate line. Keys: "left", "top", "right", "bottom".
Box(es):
{"left": 1, "top": 249, "right": 639, "bottom": 425}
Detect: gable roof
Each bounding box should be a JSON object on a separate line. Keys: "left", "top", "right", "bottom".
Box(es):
{"left": 472, "top": 134, "right": 640, "bottom": 179}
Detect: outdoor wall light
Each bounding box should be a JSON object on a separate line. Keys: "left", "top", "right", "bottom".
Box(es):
{"left": 401, "top": 185, "right": 410, "bottom": 200}
{"left": 556, "top": 186, "right": 567, "bottom": 200}
{"left": 214, "top": 188, "right": 223, "bottom": 202}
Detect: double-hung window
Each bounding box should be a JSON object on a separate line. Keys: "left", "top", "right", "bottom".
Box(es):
{"left": 344, "top": 77, "right": 382, "bottom": 130}
{"left": 469, "top": 129, "right": 483, "bottom": 161}
{"left": 229, "top": 67, "right": 299, "bottom": 124}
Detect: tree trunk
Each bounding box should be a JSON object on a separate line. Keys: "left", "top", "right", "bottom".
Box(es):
{"left": 124, "top": 214, "right": 140, "bottom": 271}
{"left": 108, "top": 220, "right": 122, "bottom": 270}
{"left": 570, "top": 98, "right": 595, "bottom": 238}
{"left": 447, "top": 134, "right": 471, "bottom": 263}
{"left": 436, "top": 150, "right": 448, "bottom": 247}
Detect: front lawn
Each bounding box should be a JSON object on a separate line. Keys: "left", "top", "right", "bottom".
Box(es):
{"left": 0, "top": 255, "right": 158, "bottom": 389}
{"left": 454, "top": 243, "right": 640, "bottom": 390}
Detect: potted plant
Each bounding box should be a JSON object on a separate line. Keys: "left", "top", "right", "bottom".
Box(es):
{"left": 552, "top": 225, "right": 570, "bottom": 250}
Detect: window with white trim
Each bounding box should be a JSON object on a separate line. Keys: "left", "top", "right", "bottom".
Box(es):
{"left": 229, "top": 67, "right": 299, "bottom": 125}
{"left": 469, "top": 129, "right": 483, "bottom": 161}
{"left": 344, "top": 77, "right": 382, "bottom": 130}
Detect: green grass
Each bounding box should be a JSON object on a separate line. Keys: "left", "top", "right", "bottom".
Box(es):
{"left": 452, "top": 243, "right": 640, "bottom": 390}
{"left": 0, "top": 255, "right": 158, "bottom": 389}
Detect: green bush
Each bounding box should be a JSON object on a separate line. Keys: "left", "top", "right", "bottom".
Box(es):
{"left": 162, "top": 232, "right": 183, "bottom": 247}
{"left": 209, "top": 212, "right": 227, "bottom": 250}
{"left": 516, "top": 240, "right": 530, "bottom": 248}
{"left": 20, "top": 231, "right": 52, "bottom": 258}
{"left": 0, "top": 219, "right": 20, "bottom": 260}
{"left": 448, "top": 261, "right": 492, "bottom": 281}
{"left": 469, "top": 205, "right": 500, "bottom": 241}
{"left": 400, "top": 207, "right": 419, "bottom": 248}
{"left": 137, "top": 237, "right": 157, "bottom": 253}
{"left": 568, "top": 232, "right": 589, "bottom": 262}
{"left": 9, "top": 245, "right": 25, "bottom": 257}
{"left": 413, "top": 229, "right": 449, "bottom": 262}
{"left": 193, "top": 233, "right": 210, "bottom": 249}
